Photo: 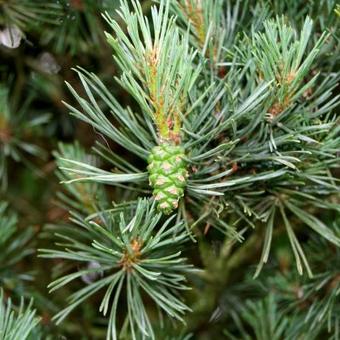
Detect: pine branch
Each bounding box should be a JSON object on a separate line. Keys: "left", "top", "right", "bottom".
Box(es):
{"left": 40, "top": 199, "right": 197, "bottom": 340}
{"left": 0, "top": 289, "right": 41, "bottom": 340}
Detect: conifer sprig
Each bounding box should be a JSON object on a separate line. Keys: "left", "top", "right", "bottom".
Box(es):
{"left": 61, "top": 1, "right": 339, "bottom": 258}
{"left": 0, "top": 289, "right": 40, "bottom": 340}
{"left": 250, "top": 16, "right": 327, "bottom": 119}
{"left": 104, "top": 0, "right": 199, "bottom": 143}
{"left": 1, "top": 0, "right": 339, "bottom": 338}
{"left": 171, "top": 0, "right": 226, "bottom": 63}
{"left": 40, "top": 199, "right": 196, "bottom": 340}
{"left": 60, "top": 1, "right": 273, "bottom": 219}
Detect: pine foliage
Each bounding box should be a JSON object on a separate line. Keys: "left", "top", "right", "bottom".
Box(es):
{"left": 41, "top": 199, "right": 195, "bottom": 339}
{"left": 47, "top": 0, "right": 339, "bottom": 338}
{"left": 0, "top": 289, "right": 40, "bottom": 340}
{"left": 0, "top": 0, "right": 339, "bottom": 338}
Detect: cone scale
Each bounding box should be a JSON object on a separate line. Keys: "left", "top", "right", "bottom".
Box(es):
{"left": 147, "top": 143, "right": 188, "bottom": 214}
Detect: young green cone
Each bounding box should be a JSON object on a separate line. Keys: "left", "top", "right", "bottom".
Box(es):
{"left": 148, "top": 143, "right": 188, "bottom": 214}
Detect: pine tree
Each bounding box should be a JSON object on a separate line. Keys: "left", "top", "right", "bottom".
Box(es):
{"left": 0, "top": 0, "right": 339, "bottom": 339}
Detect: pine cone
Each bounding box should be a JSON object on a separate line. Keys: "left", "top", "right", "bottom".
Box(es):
{"left": 147, "top": 143, "right": 188, "bottom": 214}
